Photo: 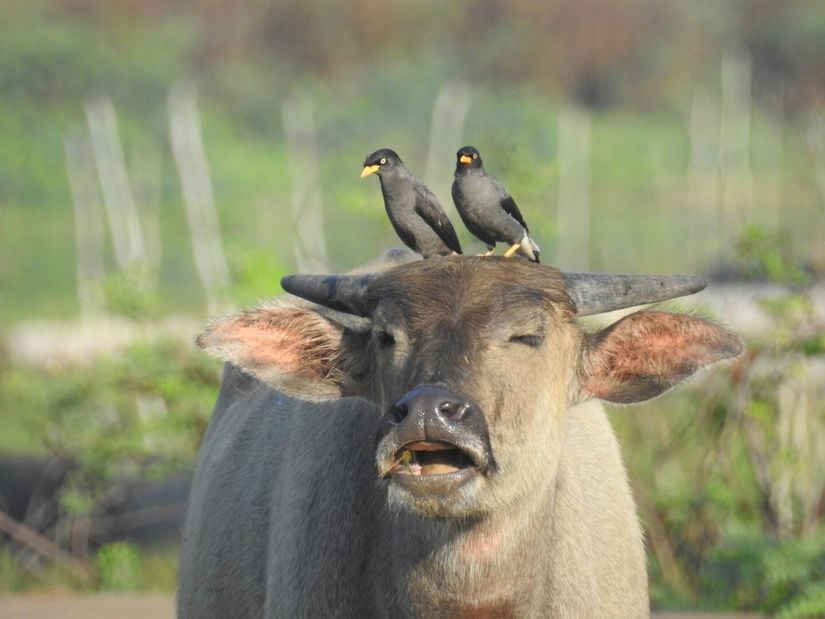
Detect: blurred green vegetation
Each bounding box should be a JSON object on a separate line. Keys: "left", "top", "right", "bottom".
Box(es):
{"left": 2, "top": 0, "right": 825, "bottom": 323}
{"left": 1, "top": 0, "right": 825, "bottom": 610}
{"left": 0, "top": 543, "right": 179, "bottom": 593}
{"left": 2, "top": 223, "right": 824, "bottom": 613}
{"left": 0, "top": 336, "right": 218, "bottom": 461}
{"left": 0, "top": 332, "right": 219, "bottom": 592}
{"left": 614, "top": 228, "right": 825, "bottom": 614}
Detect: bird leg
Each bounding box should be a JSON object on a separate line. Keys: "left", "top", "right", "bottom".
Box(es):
{"left": 503, "top": 244, "right": 521, "bottom": 258}
{"left": 477, "top": 246, "right": 497, "bottom": 257}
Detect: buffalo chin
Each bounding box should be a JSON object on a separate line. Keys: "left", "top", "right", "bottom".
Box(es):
{"left": 386, "top": 468, "right": 485, "bottom": 518}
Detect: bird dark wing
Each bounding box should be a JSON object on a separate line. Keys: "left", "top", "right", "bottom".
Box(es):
{"left": 489, "top": 175, "right": 529, "bottom": 232}
{"left": 413, "top": 183, "right": 462, "bottom": 253}
{"left": 393, "top": 223, "right": 420, "bottom": 254}
{"left": 499, "top": 196, "right": 529, "bottom": 232}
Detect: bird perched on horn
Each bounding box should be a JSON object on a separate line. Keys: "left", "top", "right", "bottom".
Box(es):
{"left": 361, "top": 148, "right": 462, "bottom": 259}
{"left": 451, "top": 146, "right": 541, "bottom": 263}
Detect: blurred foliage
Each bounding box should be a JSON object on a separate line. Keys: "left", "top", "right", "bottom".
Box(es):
{"left": 1, "top": 0, "right": 824, "bottom": 609}
{"left": 695, "top": 531, "right": 825, "bottom": 613}
{"left": 615, "top": 225, "right": 825, "bottom": 614}
{"left": 226, "top": 247, "right": 289, "bottom": 309}
{"left": 6, "top": 0, "right": 822, "bottom": 111}
{"left": 0, "top": 544, "right": 179, "bottom": 592}
{"left": 735, "top": 224, "right": 813, "bottom": 287}
{"left": 100, "top": 272, "right": 161, "bottom": 322}
{"left": 0, "top": 334, "right": 219, "bottom": 497}
{"left": 93, "top": 542, "right": 142, "bottom": 591}
{"left": 0, "top": 328, "right": 217, "bottom": 590}
{"left": 2, "top": 0, "right": 825, "bottom": 322}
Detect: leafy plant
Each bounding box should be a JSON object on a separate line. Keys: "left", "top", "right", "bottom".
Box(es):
{"left": 94, "top": 542, "right": 142, "bottom": 591}
{"left": 617, "top": 225, "right": 825, "bottom": 613}
{"left": 735, "top": 225, "right": 812, "bottom": 287}
{"left": 0, "top": 334, "right": 220, "bottom": 533}
{"left": 100, "top": 271, "right": 160, "bottom": 322}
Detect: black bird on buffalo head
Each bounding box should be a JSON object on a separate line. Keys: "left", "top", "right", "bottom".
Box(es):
{"left": 361, "top": 148, "right": 462, "bottom": 259}
{"left": 451, "top": 146, "right": 540, "bottom": 263}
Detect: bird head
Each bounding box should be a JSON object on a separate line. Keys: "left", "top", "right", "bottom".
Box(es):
{"left": 455, "top": 146, "right": 482, "bottom": 172}
{"left": 361, "top": 148, "right": 403, "bottom": 178}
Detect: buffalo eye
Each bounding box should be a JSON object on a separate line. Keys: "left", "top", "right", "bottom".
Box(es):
{"left": 375, "top": 330, "right": 395, "bottom": 348}
{"left": 509, "top": 334, "right": 544, "bottom": 348}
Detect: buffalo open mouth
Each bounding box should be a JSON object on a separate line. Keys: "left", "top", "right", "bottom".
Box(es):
{"left": 383, "top": 440, "right": 479, "bottom": 477}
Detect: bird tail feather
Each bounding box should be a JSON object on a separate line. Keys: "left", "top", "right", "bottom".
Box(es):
{"left": 520, "top": 233, "right": 541, "bottom": 263}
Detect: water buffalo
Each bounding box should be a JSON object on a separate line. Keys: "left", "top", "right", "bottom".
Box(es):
{"left": 178, "top": 250, "right": 742, "bottom": 618}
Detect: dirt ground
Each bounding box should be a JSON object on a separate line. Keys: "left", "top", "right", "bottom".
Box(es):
{"left": 0, "top": 594, "right": 766, "bottom": 619}
{"left": 0, "top": 593, "right": 174, "bottom": 619}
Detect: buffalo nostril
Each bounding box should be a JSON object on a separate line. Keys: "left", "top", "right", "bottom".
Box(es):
{"left": 391, "top": 403, "right": 408, "bottom": 423}
{"left": 453, "top": 402, "right": 472, "bottom": 421}
{"left": 439, "top": 400, "right": 472, "bottom": 421}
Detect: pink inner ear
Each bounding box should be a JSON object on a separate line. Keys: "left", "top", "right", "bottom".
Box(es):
{"left": 228, "top": 322, "right": 305, "bottom": 372}
{"left": 584, "top": 311, "right": 742, "bottom": 403}
{"left": 607, "top": 314, "right": 716, "bottom": 376}
{"left": 198, "top": 307, "right": 343, "bottom": 383}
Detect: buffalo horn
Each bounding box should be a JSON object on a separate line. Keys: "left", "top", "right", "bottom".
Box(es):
{"left": 280, "top": 274, "right": 375, "bottom": 317}
{"left": 562, "top": 272, "right": 707, "bottom": 316}
{"left": 282, "top": 270, "right": 707, "bottom": 318}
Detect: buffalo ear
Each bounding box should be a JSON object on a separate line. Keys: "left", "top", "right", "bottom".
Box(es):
{"left": 581, "top": 311, "right": 743, "bottom": 404}
{"left": 197, "top": 305, "right": 365, "bottom": 399}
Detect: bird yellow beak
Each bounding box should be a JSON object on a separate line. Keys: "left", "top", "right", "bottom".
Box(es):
{"left": 360, "top": 164, "right": 380, "bottom": 178}
{"left": 459, "top": 155, "right": 473, "bottom": 164}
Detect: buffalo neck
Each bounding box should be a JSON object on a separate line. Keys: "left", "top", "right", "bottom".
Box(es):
{"left": 373, "top": 481, "right": 559, "bottom": 616}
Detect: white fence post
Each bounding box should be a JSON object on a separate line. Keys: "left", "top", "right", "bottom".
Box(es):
{"left": 130, "top": 139, "right": 163, "bottom": 291}
{"left": 65, "top": 130, "right": 106, "bottom": 320}
{"left": 84, "top": 97, "right": 146, "bottom": 276}
{"left": 720, "top": 51, "right": 754, "bottom": 244}
{"left": 168, "top": 81, "right": 232, "bottom": 313}
{"left": 555, "top": 104, "right": 591, "bottom": 270}
{"left": 687, "top": 92, "right": 721, "bottom": 266}
{"left": 424, "top": 80, "right": 472, "bottom": 212}
{"left": 282, "top": 92, "right": 328, "bottom": 273}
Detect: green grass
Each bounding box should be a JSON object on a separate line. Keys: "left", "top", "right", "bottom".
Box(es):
{"left": 0, "top": 543, "right": 178, "bottom": 593}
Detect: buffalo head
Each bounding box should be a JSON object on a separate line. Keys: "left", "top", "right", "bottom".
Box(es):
{"left": 197, "top": 254, "right": 741, "bottom": 518}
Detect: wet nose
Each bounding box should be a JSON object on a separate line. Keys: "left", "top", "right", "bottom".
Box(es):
{"left": 389, "top": 384, "right": 475, "bottom": 427}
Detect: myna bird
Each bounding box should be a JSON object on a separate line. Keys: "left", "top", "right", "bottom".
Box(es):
{"left": 451, "top": 146, "right": 540, "bottom": 263}
{"left": 361, "top": 148, "right": 462, "bottom": 258}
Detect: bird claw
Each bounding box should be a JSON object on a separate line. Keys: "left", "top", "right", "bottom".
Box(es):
{"left": 503, "top": 244, "right": 520, "bottom": 258}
